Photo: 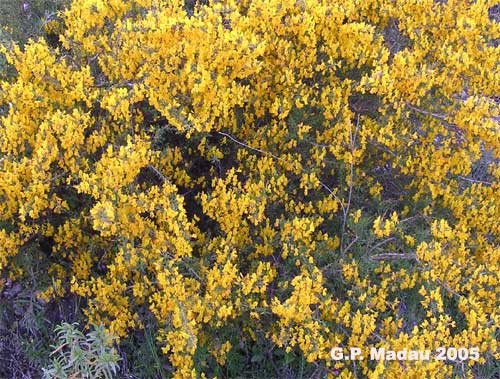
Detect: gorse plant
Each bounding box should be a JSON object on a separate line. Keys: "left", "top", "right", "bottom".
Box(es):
{"left": 0, "top": 0, "right": 499, "bottom": 378}
{"left": 42, "top": 322, "right": 120, "bottom": 379}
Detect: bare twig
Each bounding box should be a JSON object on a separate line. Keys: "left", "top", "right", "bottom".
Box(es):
{"left": 318, "top": 179, "right": 346, "bottom": 216}
{"left": 341, "top": 114, "right": 360, "bottom": 254}
{"left": 44, "top": 171, "right": 68, "bottom": 184}
{"left": 456, "top": 175, "right": 492, "bottom": 186}
{"left": 405, "top": 103, "right": 447, "bottom": 120}
{"left": 369, "top": 252, "right": 417, "bottom": 261}
{"left": 217, "top": 131, "right": 289, "bottom": 166}
{"left": 343, "top": 235, "right": 359, "bottom": 255}
{"left": 147, "top": 164, "right": 166, "bottom": 183}
{"left": 368, "top": 237, "right": 396, "bottom": 254}
{"left": 436, "top": 279, "right": 464, "bottom": 299}
{"left": 405, "top": 102, "right": 466, "bottom": 142}
{"left": 187, "top": 266, "right": 203, "bottom": 283}
{"left": 217, "top": 131, "right": 345, "bottom": 213}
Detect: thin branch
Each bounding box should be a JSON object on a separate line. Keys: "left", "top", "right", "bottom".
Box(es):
{"left": 368, "top": 237, "right": 396, "bottom": 254}
{"left": 405, "top": 102, "right": 466, "bottom": 141}
{"left": 44, "top": 171, "right": 68, "bottom": 184}
{"left": 343, "top": 235, "right": 359, "bottom": 255}
{"left": 217, "top": 131, "right": 289, "bottom": 165}
{"left": 217, "top": 131, "right": 345, "bottom": 213}
{"left": 369, "top": 252, "right": 417, "bottom": 261}
{"left": 405, "top": 103, "right": 448, "bottom": 120}
{"left": 456, "top": 175, "right": 492, "bottom": 186}
{"left": 399, "top": 214, "right": 423, "bottom": 224}
{"left": 341, "top": 114, "right": 360, "bottom": 254}
{"left": 187, "top": 266, "right": 203, "bottom": 283}
{"left": 436, "top": 279, "right": 464, "bottom": 299}
{"left": 147, "top": 164, "right": 166, "bottom": 183}
{"left": 318, "top": 179, "right": 346, "bottom": 215}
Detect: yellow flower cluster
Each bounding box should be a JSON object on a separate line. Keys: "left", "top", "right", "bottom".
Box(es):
{"left": 1, "top": 0, "right": 499, "bottom": 377}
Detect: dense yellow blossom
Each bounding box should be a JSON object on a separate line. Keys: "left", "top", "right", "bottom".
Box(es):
{"left": 1, "top": 0, "right": 499, "bottom": 378}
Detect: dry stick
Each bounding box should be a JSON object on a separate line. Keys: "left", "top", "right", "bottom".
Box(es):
{"left": 456, "top": 175, "right": 492, "bottom": 186}
{"left": 217, "top": 131, "right": 288, "bottom": 164}
{"left": 340, "top": 114, "right": 360, "bottom": 255}
{"left": 187, "top": 266, "right": 203, "bottom": 283}
{"left": 318, "top": 179, "right": 346, "bottom": 216}
{"left": 405, "top": 103, "right": 447, "bottom": 120}
{"left": 406, "top": 104, "right": 493, "bottom": 186}
{"left": 217, "top": 131, "right": 346, "bottom": 214}
{"left": 368, "top": 237, "right": 396, "bottom": 255}
{"left": 405, "top": 102, "right": 465, "bottom": 139}
{"left": 44, "top": 171, "right": 68, "bottom": 184}
{"left": 147, "top": 164, "right": 167, "bottom": 183}
{"left": 436, "top": 279, "right": 464, "bottom": 299}
{"left": 343, "top": 235, "right": 359, "bottom": 255}
{"left": 369, "top": 253, "right": 417, "bottom": 261}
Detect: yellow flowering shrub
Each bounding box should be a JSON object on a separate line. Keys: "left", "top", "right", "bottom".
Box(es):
{"left": 1, "top": 0, "right": 499, "bottom": 378}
